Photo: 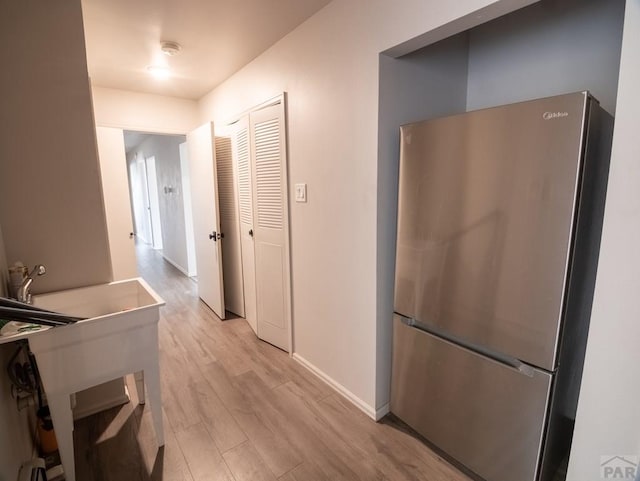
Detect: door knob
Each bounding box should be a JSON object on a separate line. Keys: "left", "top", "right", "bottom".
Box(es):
{"left": 129, "top": 232, "right": 135, "bottom": 239}
{"left": 249, "top": 229, "right": 254, "bottom": 238}
{"left": 209, "top": 231, "right": 217, "bottom": 242}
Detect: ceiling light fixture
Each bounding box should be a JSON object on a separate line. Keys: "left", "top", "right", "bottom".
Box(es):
{"left": 146, "top": 65, "right": 171, "bottom": 79}
{"left": 160, "top": 41, "right": 182, "bottom": 56}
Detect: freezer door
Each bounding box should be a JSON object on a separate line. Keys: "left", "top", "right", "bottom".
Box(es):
{"left": 391, "top": 315, "right": 552, "bottom": 481}
{"left": 394, "top": 92, "right": 590, "bottom": 370}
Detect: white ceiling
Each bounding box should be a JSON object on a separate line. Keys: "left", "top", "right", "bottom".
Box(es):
{"left": 81, "top": 0, "right": 332, "bottom": 100}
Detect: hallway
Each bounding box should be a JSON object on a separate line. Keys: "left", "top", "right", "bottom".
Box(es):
{"left": 73, "top": 245, "right": 468, "bottom": 481}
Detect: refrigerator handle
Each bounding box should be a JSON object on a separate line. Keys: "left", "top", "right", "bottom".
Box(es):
{"left": 397, "top": 315, "right": 536, "bottom": 377}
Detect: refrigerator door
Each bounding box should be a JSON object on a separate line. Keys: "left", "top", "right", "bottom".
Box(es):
{"left": 391, "top": 314, "right": 552, "bottom": 481}
{"left": 394, "top": 92, "right": 590, "bottom": 371}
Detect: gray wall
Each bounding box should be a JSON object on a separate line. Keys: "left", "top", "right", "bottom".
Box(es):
{"left": 0, "top": 0, "right": 112, "bottom": 294}
{"left": 466, "top": 0, "right": 625, "bottom": 113}
{"left": 376, "top": 34, "right": 470, "bottom": 408}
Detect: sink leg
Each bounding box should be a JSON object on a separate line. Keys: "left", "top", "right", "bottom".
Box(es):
{"left": 47, "top": 393, "right": 76, "bottom": 481}
{"left": 145, "top": 363, "right": 165, "bottom": 446}
{"left": 134, "top": 370, "right": 146, "bottom": 404}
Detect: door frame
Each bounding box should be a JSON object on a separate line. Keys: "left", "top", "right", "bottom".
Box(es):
{"left": 95, "top": 122, "right": 196, "bottom": 276}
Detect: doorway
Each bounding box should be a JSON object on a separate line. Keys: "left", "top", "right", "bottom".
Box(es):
{"left": 123, "top": 131, "right": 196, "bottom": 278}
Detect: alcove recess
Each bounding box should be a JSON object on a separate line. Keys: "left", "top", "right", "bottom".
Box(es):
{"left": 375, "top": 0, "right": 626, "bottom": 462}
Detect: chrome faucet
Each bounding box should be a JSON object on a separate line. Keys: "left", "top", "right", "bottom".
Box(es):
{"left": 17, "top": 264, "right": 46, "bottom": 304}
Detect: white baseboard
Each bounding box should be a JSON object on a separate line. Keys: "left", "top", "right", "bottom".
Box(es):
{"left": 161, "top": 253, "right": 194, "bottom": 277}
{"left": 292, "top": 353, "right": 387, "bottom": 421}
{"left": 376, "top": 403, "right": 390, "bottom": 420}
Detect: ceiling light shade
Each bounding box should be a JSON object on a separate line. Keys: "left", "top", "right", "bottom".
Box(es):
{"left": 160, "top": 41, "right": 182, "bottom": 56}
{"left": 146, "top": 65, "right": 171, "bottom": 79}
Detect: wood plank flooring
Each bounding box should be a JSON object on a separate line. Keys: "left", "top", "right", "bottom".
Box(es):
{"left": 73, "top": 245, "right": 470, "bottom": 481}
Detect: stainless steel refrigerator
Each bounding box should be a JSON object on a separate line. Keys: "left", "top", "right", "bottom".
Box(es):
{"left": 391, "top": 92, "right": 613, "bottom": 481}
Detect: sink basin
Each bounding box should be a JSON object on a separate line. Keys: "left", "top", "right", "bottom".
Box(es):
{"left": 33, "top": 277, "right": 163, "bottom": 319}
{"left": 0, "top": 278, "right": 164, "bottom": 345}
{"left": 27, "top": 277, "right": 165, "bottom": 350}
{"left": 25, "top": 277, "right": 166, "bottom": 481}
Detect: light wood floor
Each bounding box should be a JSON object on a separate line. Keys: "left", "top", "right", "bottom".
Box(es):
{"left": 73, "top": 245, "right": 470, "bottom": 481}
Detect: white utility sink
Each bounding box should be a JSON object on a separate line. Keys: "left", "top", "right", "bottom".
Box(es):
{"left": 27, "top": 278, "right": 165, "bottom": 481}
{"left": 33, "top": 276, "right": 162, "bottom": 318}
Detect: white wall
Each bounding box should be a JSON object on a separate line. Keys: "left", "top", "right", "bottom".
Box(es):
{"left": 567, "top": 1, "right": 640, "bottom": 478}
{"left": 96, "top": 127, "right": 139, "bottom": 281}
{"left": 92, "top": 86, "right": 199, "bottom": 134}
{"left": 0, "top": 0, "right": 112, "bottom": 294}
{"left": 197, "top": 0, "right": 540, "bottom": 415}
{"left": 127, "top": 134, "right": 190, "bottom": 274}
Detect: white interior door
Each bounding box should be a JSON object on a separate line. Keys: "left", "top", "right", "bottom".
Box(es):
{"left": 187, "top": 122, "right": 225, "bottom": 319}
{"left": 129, "top": 158, "right": 152, "bottom": 245}
{"left": 215, "top": 133, "right": 245, "bottom": 317}
{"left": 96, "top": 126, "right": 138, "bottom": 280}
{"left": 232, "top": 118, "right": 257, "bottom": 333}
{"left": 250, "top": 101, "right": 291, "bottom": 352}
{"left": 139, "top": 158, "right": 153, "bottom": 244}
{"left": 145, "top": 156, "right": 163, "bottom": 250}
{"left": 179, "top": 142, "right": 197, "bottom": 277}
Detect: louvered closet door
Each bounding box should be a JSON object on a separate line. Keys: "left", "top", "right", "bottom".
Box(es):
{"left": 232, "top": 117, "right": 258, "bottom": 334}
{"left": 249, "top": 102, "right": 291, "bottom": 352}
{"left": 216, "top": 134, "right": 245, "bottom": 317}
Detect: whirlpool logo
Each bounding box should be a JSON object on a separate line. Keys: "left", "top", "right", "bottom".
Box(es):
{"left": 543, "top": 111, "right": 569, "bottom": 120}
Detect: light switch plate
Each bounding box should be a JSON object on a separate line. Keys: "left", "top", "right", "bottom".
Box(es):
{"left": 295, "top": 183, "right": 307, "bottom": 203}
